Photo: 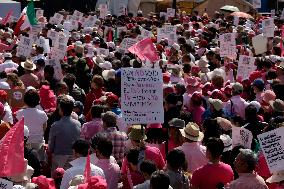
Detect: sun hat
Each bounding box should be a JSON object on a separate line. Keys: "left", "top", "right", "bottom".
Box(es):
{"left": 21, "top": 59, "right": 36, "bottom": 71}
{"left": 197, "top": 57, "right": 209, "bottom": 68}
{"left": 172, "top": 43, "right": 180, "bottom": 51}
{"left": 128, "top": 125, "right": 147, "bottom": 141}
{"left": 168, "top": 118, "right": 185, "bottom": 128}
{"left": 78, "top": 176, "right": 107, "bottom": 189}
{"left": 4, "top": 52, "right": 12, "bottom": 58}
{"left": 179, "top": 122, "right": 204, "bottom": 142}
{"left": 216, "top": 117, "right": 232, "bottom": 131}
{"left": 220, "top": 134, "right": 232, "bottom": 152}
{"left": 262, "top": 90, "right": 276, "bottom": 103}
{"left": 102, "top": 69, "right": 115, "bottom": 81}
{"left": 208, "top": 98, "right": 223, "bottom": 111}
{"left": 266, "top": 170, "right": 284, "bottom": 183}
{"left": 269, "top": 99, "right": 284, "bottom": 113}
{"left": 98, "top": 61, "right": 112, "bottom": 70}
{"left": 105, "top": 93, "right": 119, "bottom": 107}
{"left": 232, "top": 82, "right": 243, "bottom": 93}
{"left": 69, "top": 175, "right": 85, "bottom": 186}
{"left": 186, "top": 76, "right": 201, "bottom": 87}
{"left": 31, "top": 175, "right": 56, "bottom": 189}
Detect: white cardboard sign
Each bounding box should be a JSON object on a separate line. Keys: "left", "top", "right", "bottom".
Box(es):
{"left": 237, "top": 55, "right": 256, "bottom": 80}
{"left": 0, "top": 178, "right": 13, "bottom": 189}
{"left": 232, "top": 126, "right": 253, "bottom": 149}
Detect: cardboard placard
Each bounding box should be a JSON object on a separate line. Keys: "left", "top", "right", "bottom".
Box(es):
{"left": 258, "top": 127, "right": 284, "bottom": 173}
{"left": 0, "top": 178, "right": 13, "bottom": 189}
{"left": 119, "top": 38, "right": 137, "bottom": 51}
{"left": 46, "top": 58, "right": 63, "bottom": 80}
{"left": 232, "top": 126, "right": 253, "bottom": 149}
{"left": 36, "top": 9, "right": 44, "bottom": 18}
{"left": 252, "top": 34, "right": 268, "bottom": 55}
{"left": 262, "top": 18, "right": 275, "bottom": 38}
{"left": 237, "top": 55, "right": 256, "bottom": 80}
{"left": 121, "top": 68, "right": 164, "bottom": 124}
{"left": 219, "top": 33, "right": 236, "bottom": 58}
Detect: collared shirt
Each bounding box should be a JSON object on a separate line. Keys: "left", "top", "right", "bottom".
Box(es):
{"left": 60, "top": 157, "right": 105, "bottom": 189}
{"left": 176, "top": 142, "right": 208, "bottom": 173}
{"left": 224, "top": 95, "right": 249, "bottom": 119}
{"left": 96, "top": 159, "right": 120, "bottom": 189}
{"left": 0, "top": 60, "right": 18, "bottom": 73}
{"left": 80, "top": 118, "right": 103, "bottom": 141}
{"left": 100, "top": 127, "right": 127, "bottom": 163}
{"left": 229, "top": 173, "right": 268, "bottom": 189}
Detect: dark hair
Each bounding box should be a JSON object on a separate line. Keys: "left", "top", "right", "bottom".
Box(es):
{"left": 140, "top": 160, "right": 157, "bottom": 175}
{"left": 202, "top": 119, "right": 222, "bottom": 144}
{"left": 91, "top": 105, "right": 104, "bottom": 118}
{"left": 72, "top": 139, "right": 90, "bottom": 157}
{"left": 36, "top": 59, "right": 45, "bottom": 68}
{"left": 59, "top": 97, "right": 74, "bottom": 116}
{"left": 44, "top": 65, "right": 55, "bottom": 76}
{"left": 97, "top": 138, "right": 113, "bottom": 158}
{"left": 245, "top": 104, "right": 258, "bottom": 121}
{"left": 206, "top": 137, "right": 224, "bottom": 159}
{"left": 63, "top": 73, "right": 76, "bottom": 89}
{"left": 24, "top": 89, "right": 40, "bottom": 107}
{"left": 166, "top": 149, "right": 186, "bottom": 170}
{"left": 150, "top": 170, "right": 170, "bottom": 189}
{"left": 126, "top": 148, "right": 140, "bottom": 165}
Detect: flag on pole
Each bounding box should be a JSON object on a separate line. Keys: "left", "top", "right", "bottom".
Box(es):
{"left": 26, "top": 0, "right": 38, "bottom": 26}
{"left": 1, "top": 10, "right": 13, "bottom": 25}
{"left": 0, "top": 118, "right": 25, "bottom": 177}
{"left": 84, "top": 150, "right": 91, "bottom": 183}
{"left": 13, "top": 14, "right": 26, "bottom": 36}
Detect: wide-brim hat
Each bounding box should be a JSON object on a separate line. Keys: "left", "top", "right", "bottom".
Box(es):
{"left": 169, "top": 118, "right": 185, "bottom": 129}
{"left": 21, "top": 60, "right": 36, "bottom": 71}
{"left": 179, "top": 122, "right": 204, "bottom": 142}
{"left": 208, "top": 98, "right": 223, "bottom": 111}
{"left": 267, "top": 170, "right": 284, "bottom": 183}
{"left": 269, "top": 99, "right": 284, "bottom": 113}
{"left": 128, "top": 125, "right": 147, "bottom": 141}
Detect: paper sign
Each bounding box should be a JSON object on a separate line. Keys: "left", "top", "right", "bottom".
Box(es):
{"left": 140, "top": 28, "right": 152, "bottom": 39}
{"left": 16, "top": 36, "right": 32, "bottom": 57}
{"left": 258, "top": 127, "right": 284, "bottom": 173}
{"left": 118, "top": 2, "right": 127, "bottom": 16}
{"left": 4, "top": 89, "right": 25, "bottom": 108}
{"left": 157, "top": 25, "right": 177, "bottom": 45}
{"left": 253, "top": 0, "right": 261, "bottom": 8}
{"left": 73, "top": 10, "right": 84, "bottom": 21}
{"left": 119, "top": 38, "right": 137, "bottom": 51}
{"left": 232, "top": 126, "right": 253, "bottom": 149}
{"left": 99, "top": 4, "right": 108, "bottom": 19}
{"left": 237, "top": 55, "right": 256, "bottom": 80}
{"left": 36, "top": 9, "right": 44, "bottom": 18}
{"left": 160, "top": 12, "right": 167, "bottom": 18}
{"left": 233, "top": 16, "right": 239, "bottom": 26}
{"left": 252, "top": 34, "right": 268, "bottom": 55}
{"left": 121, "top": 68, "right": 164, "bottom": 124}
{"left": 167, "top": 8, "right": 175, "bottom": 19}
{"left": 262, "top": 18, "right": 274, "bottom": 37}
{"left": 271, "top": 9, "right": 275, "bottom": 18}
{"left": 47, "top": 30, "right": 59, "bottom": 45}
{"left": 46, "top": 59, "right": 63, "bottom": 80}
{"left": 36, "top": 36, "right": 50, "bottom": 54}
{"left": 0, "top": 178, "right": 13, "bottom": 189}
{"left": 219, "top": 33, "right": 236, "bottom": 58}
{"left": 96, "top": 48, "right": 109, "bottom": 56}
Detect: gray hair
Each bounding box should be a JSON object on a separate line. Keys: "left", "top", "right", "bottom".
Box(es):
{"left": 238, "top": 149, "right": 258, "bottom": 172}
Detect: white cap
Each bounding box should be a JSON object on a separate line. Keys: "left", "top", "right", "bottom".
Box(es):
{"left": 172, "top": 43, "right": 180, "bottom": 51}
{"left": 4, "top": 53, "right": 12, "bottom": 58}
{"left": 248, "top": 101, "right": 261, "bottom": 112}
{"left": 99, "top": 61, "right": 112, "bottom": 70}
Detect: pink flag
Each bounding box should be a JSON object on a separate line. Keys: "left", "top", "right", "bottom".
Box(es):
{"left": 84, "top": 150, "right": 91, "bottom": 183}
{"left": 0, "top": 118, "right": 25, "bottom": 177}
{"left": 1, "top": 10, "right": 13, "bottom": 25}
{"left": 128, "top": 38, "right": 160, "bottom": 62}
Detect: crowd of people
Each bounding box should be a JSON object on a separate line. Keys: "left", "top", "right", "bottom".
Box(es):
{"left": 0, "top": 4, "right": 284, "bottom": 189}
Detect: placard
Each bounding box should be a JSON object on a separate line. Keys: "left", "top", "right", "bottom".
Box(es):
{"left": 167, "top": 8, "right": 175, "bottom": 19}
{"left": 0, "top": 178, "right": 13, "bottom": 189}
{"left": 232, "top": 126, "right": 253, "bottom": 149}
{"left": 73, "top": 10, "right": 84, "bottom": 21}
{"left": 121, "top": 68, "right": 164, "bottom": 124}
{"left": 157, "top": 25, "right": 177, "bottom": 45}
{"left": 36, "top": 9, "right": 44, "bottom": 18}
{"left": 4, "top": 89, "right": 25, "bottom": 108}
{"left": 99, "top": 4, "right": 108, "bottom": 19}
{"left": 253, "top": 0, "right": 261, "bottom": 8}
{"left": 47, "top": 30, "right": 59, "bottom": 45}
{"left": 252, "top": 34, "right": 268, "bottom": 55}
{"left": 119, "top": 38, "right": 137, "bottom": 51}
{"left": 96, "top": 48, "right": 109, "bottom": 56}
{"left": 219, "top": 33, "right": 236, "bottom": 58}
{"left": 237, "top": 55, "right": 256, "bottom": 80}
{"left": 262, "top": 18, "right": 274, "bottom": 37}
{"left": 258, "top": 127, "right": 284, "bottom": 173}
{"left": 16, "top": 36, "right": 32, "bottom": 58}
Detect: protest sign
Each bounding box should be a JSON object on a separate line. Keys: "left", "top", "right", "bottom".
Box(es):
{"left": 252, "top": 34, "right": 268, "bottom": 55}
{"left": 47, "top": 30, "right": 59, "bottom": 46}
{"left": 157, "top": 25, "right": 177, "bottom": 45}
{"left": 4, "top": 89, "right": 25, "bottom": 108}
{"left": 119, "top": 38, "right": 138, "bottom": 51}
{"left": 16, "top": 36, "right": 32, "bottom": 57}
{"left": 118, "top": 1, "right": 127, "bottom": 16}
{"left": 46, "top": 59, "right": 63, "bottom": 80}
{"left": 73, "top": 10, "right": 84, "bottom": 21}
{"left": 0, "top": 178, "right": 13, "bottom": 189}
{"left": 262, "top": 18, "right": 275, "bottom": 37}
{"left": 258, "top": 127, "right": 284, "bottom": 173}
{"left": 253, "top": 0, "right": 261, "bottom": 8}
{"left": 36, "top": 36, "right": 50, "bottom": 54}
{"left": 99, "top": 4, "right": 108, "bottom": 19}
{"left": 140, "top": 28, "right": 152, "bottom": 39}
{"left": 233, "top": 16, "right": 239, "bottom": 26}
{"left": 237, "top": 55, "right": 256, "bottom": 80}
{"left": 121, "top": 68, "right": 164, "bottom": 124}
{"left": 160, "top": 12, "right": 167, "bottom": 18}
{"left": 36, "top": 9, "right": 44, "bottom": 18}
{"left": 166, "top": 8, "right": 175, "bottom": 19}
{"left": 219, "top": 33, "right": 236, "bottom": 58}
{"left": 96, "top": 48, "right": 109, "bottom": 56}
{"left": 232, "top": 126, "right": 253, "bottom": 149}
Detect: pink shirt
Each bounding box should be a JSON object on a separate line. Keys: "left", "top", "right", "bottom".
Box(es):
{"left": 224, "top": 95, "right": 249, "bottom": 119}
{"left": 190, "top": 106, "right": 205, "bottom": 126}
{"left": 176, "top": 142, "right": 208, "bottom": 173}
{"left": 191, "top": 162, "right": 234, "bottom": 189}
{"left": 0, "top": 42, "right": 15, "bottom": 53}
{"left": 80, "top": 118, "right": 103, "bottom": 141}
{"left": 96, "top": 159, "right": 120, "bottom": 189}
{"left": 229, "top": 173, "right": 268, "bottom": 189}
{"left": 20, "top": 73, "right": 39, "bottom": 88}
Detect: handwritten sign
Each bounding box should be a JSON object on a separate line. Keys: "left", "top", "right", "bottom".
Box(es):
{"left": 121, "top": 68, "right": 164, "bottom": 124}
{"left": 73, "top": 10, "right": 83, "bottom": 21}
{"left": 16, "top": 36, "right": 32, "bottom": 58}
{"left": 262, "top": 18, "right": 274, "bottom": 38}
{"left": 119, "top": 38, "right": 137, "bottom": 51}
{"left": 0, "top": 178, "right": 13, "bottom": 189}
{"left": 237, "top": 55, "right": 256, "bottom": 80}
{"left": 157, "top": 25, "right": 177, "bottom": 45}
{"left": 219, "top": 33, "right": 236, "bottom": 58}
{"left": 252, "top": 34, "right": 268, "bottom": 55}
{"left": 232, "top": 126, "right": 253, "bottom": 149}
{"left": 96, "top": 48, "right": 109, "bottom": 56}
{"left": 167, "top": 8, "right": 175, "bottom": 19}
{"left": 258, "top": 127, "right": 284, "bottom": 173}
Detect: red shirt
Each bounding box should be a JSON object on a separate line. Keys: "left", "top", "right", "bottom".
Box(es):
{"left": 191, "top": 162, "right": 234, "bottom": 189}
{"left": 84, "top": 88, "right": 104, "bottom": 115}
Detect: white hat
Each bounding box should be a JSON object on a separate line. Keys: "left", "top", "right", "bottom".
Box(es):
{"left": 247, "top": 101, "right": 261, "bottom": 112}
{"left": 186, "top": 39, "right": 195, "bottom": 49}
{"left": 220, "top": 134, "right": 232, "bottom": 152}
{"left": 197, "top": 57, "right": 209, "bottom": 68}
{"left": 179, "top": 122, "right": 204, "bottom": 142}
{"left": 25, "top": 86, "right": 36, "bottom": 92}
{"left": 102, "top": 69, "right": 115, "bottom": 81}
{"left": 172, "top": 43, "right": 180, "bottom": 51}
{"left": 267, "top": 170, "right": 284, "bottom": 183}
{"left": 21, "top": 60, "right": 36, "bottom": 71}
{"left": 107, "top": 42, "right": 115, "bottom": 49}
{"left": 24, "top": 125, "right": 29, "bottom": 138}
{"left": 4, "top": 53, "right": 12, "bottom": 58}
{"left": 74, "top": 41, "right": 83, "bottom": 46}
{"left": 99, "top": 61, "right": 112, "bottom": 70}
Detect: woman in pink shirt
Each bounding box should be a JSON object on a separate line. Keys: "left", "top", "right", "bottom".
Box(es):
{"left": 188, "top": 92, "right": 205, "bottom": 126}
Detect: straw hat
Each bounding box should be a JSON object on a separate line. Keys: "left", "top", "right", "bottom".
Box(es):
{"left": 267, "top": 170, "right": 284, "bottom": 183}
{"left": 179, "top": 122, "right": 204, "bottom": 142}
{"left": 270, "top": 99, "right": 284, "bottom": 113}
{"left": 208, "top": 98, "right": 223, "bottom": 111}
{"left": 128, "top": 125, "right": 147, "bottom": 141}
{"left": 168, "top": 118, "right": 185, "bottom": 129}
{"left": 21, "top": 60, "right": 36, "bottom": 71}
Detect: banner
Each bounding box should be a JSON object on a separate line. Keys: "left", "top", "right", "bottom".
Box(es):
{"left": 258, "top": 127, "right": 284, "bottom": 173}
{"left": 237, "top": 55, "right": 256, "bottom": 80}
{"left": 121, "top": 68, "right": 164, "bottom": 124}
{"left": 232, "top": 126, "right": 253, "bottom": 149}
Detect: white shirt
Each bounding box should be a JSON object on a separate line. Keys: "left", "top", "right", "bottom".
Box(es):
{"left": 134, "top": 180, "right": 150, "bottom": 189}
{"left": 0, "top": 60, "right": 18, "bottom": 73}
{"left": 60, "top": 157, "right": 105, "bottom": 189}
{"left": 3, "top": 102, "right": 13, "bottom": 124}
{"left": 16, "top": 107, "right": 48, "bottom": 143}
{"left": 0, "top": 79, "right": 10, "bottom": 89}
{"left": 224, "top": 95, "right": 249, "bottom": 119}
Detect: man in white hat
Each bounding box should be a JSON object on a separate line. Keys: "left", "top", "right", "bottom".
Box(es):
{"left": 19, "top": 60, "right": 39, "bottom": 88}
{"left": 176, "top": 122, "right": 208, "bottom": 173}
{"left": 266, "top": 170, "right": 284, "bottom": 188}
{"left": 0, "top": 52, "right": 18, "bottom": 73}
